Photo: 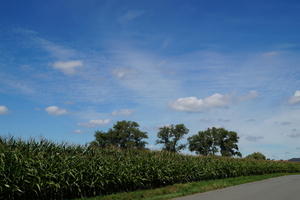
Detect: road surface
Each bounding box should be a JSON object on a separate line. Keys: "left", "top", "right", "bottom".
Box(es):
{"left": 174, "top": 175, "right": 300, "bottom": 200}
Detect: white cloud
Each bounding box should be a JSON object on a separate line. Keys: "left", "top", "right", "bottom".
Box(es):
{"left": 237, "top": 90, "right": 258, "bottom": 101}
{"left": 261, "top": 52, "right": 277, "bottom": 57}
{"left": 169, "top": 93, "right": 234, "bottom": 112}
{"left": 111, "top": 67, "right": 139, "bottom": 79}
{"left": 77, "top": 119, "right": 110, "bottom": 128}
{"left": 246, "top": 135, "right": 264, "bottom": 142}
{"left": 111, "top": 109, "right": 134, "bottom": 116}
{"left": 52, "top": 60, "right": 83, "bottom": 75}
{"left": 72, "top": 130, "right": 88, "bottom": 133}
{"left": 0, "top": 106, "right": 9, "bottom": 115}
{"left": 45, "top": 106, "right": 67, "bottom": 115}
{"left": 288, "top": 90, "right": 300, "bottom": 105}
{"left": 117, "top": 10, "right": 144, "bottom": 22}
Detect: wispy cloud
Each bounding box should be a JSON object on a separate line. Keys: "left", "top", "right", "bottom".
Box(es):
{"left": 261, "top": 51, "right": 277, "bottom": 57}
{"left": 0, "top": 73, "right": 35, "bottom": 94}
{"left": 77, "top": 119, "right": 110, "bottom": 128}
{"left": 62, "top": 100, "right": 74, "bottom": 105}
{"left": 52, "top": 60, "right": 83, "bottom": 75}
{"left": 111, "top": 67, "right": 139, "bottom": 79}
{"left": 246, "top": 135, "right": 264, "bottom": 141}
{"left": 237, "top": 90, "right": 258, "bottom": 101}
{"left": 281, "top": 122, "right": 291, "bottom": 125}
{"left": 200, "top": 117, "right": 211, "bottom": 122}
{"left": 218, "top": 118, "right": 230, "bottom": 123}
{"left": 45, "top": 106, "right": 68, "bottom": 115}
{"left": 288, "top": 132, "right": 300, "bottom": 138}
{"left": 117, "top": 10, "right": 144, "bottom": 22}
{"left": 0, "top": 106, "right": 9, "bottom": 115}
{"left": 111, "top": 109, "right": 134, "bottom": 116}
{"left": 156, "top": 59, "right": 167, "bottom": 68}
{"left": 35, "top": 37, "right": 78, "bottom": 60}
{"left": 72, "top": 130, "right": 88, "bottom": 133}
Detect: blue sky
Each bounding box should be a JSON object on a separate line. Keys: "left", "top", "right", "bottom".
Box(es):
{"left": 1, "top": 0, "right": 300, "bottom": 160}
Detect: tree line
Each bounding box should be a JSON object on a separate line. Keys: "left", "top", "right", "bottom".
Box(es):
{"left": 90, "top": 120, "right": 243, "bottom": 157}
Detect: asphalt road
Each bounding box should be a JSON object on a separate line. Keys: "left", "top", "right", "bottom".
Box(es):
{"left": 174, "top": 175, "right": 300, "bottom": 200}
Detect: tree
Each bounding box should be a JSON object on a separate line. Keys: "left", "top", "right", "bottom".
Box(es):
{"left": 246, "top": 152, "right": 266, "bottom": 160}
{"left": 218, "top": 128, "right": 242, "bottom": 157}
{"left": 90, "top": 120, "right": 148, "bottom": 149}
{"left": 90, "top": 130, "right": 111, "bottom": 148}
{"left": 155, "top": 124, "right": 189, "bottom": 153}
{"left": 188, "top": 127, "right": 242, "bottom": 157}
{"left": 187, "top": 128, "right": 218, "bottom": 155}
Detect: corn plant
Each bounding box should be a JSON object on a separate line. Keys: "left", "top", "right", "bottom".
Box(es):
{"left": 1, "top": 136, "right": 300, "bottom": 199}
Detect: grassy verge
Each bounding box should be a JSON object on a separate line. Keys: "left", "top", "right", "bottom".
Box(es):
{"left": 80, "top": 173, "right": 300, "bottom": 200}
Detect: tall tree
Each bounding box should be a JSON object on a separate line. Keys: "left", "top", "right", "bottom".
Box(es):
{"left": 155, "top": 124, "right": 189, "bottom": 152}
{"left": 90, "top": 120, "right": 148, "bottom": 149}
{"left": 90, "top": 130, "right": 111, "bottom": 148}
{"left": 218, "top": 128, "right": 242, "bottom": 157}
{"left": 187, "top": 128, "right": 218, "bottom": 155}
{"left": 188, "top": 127, "right": 242, "bottom": 157}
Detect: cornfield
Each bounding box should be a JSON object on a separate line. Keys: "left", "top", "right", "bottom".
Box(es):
{"left": 1, "top": 136, "right": 300, "bottom": 199}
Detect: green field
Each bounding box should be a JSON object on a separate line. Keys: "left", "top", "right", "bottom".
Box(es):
{"left": 1, "top": 136, "right": 300, "bottom": 199}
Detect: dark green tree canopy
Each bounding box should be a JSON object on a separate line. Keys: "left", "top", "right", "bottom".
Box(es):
{"left": 90, "top": 120, "right": 148, "bottom": 149}
{"left": 246, "top": 152, "right": 266, "bottom": 160}
{"left": 188, "top": 127, "right": 242, "bottom": 157}
{"left": 155, "top": 124, "right": 189, "bottom": 153}
{"left": 187, "top": 127, "right": 218, "bottom": 156}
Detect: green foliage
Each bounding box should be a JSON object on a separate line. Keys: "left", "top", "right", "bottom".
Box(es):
{"left": 188, "top": 127, "right": 242, "bottom": 157}
{"left": 187, "top": 128, "right": 218, "bottom": 156}
{"left": 90, "top": 120, "right": 148, "bottom": 149}
{"left": 1, "top": 136, "right": 300, "bottom": 199}
{"left": 155, "top": 124, "right": 189, "bottom": 152}
{"left": 246, "top": 152, "right": 266, "bottom": 160}
{"left": 218, "top": 128, "right": 242, "bottom": 157}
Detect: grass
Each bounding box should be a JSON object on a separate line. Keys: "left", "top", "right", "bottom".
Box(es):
{"left": 80, "top": 173, "right": 300, "bottom": 200}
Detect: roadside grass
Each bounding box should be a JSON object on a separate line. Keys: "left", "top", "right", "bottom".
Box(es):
{"left": 79, "top": 173, "right": 300, "bottom": 200}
